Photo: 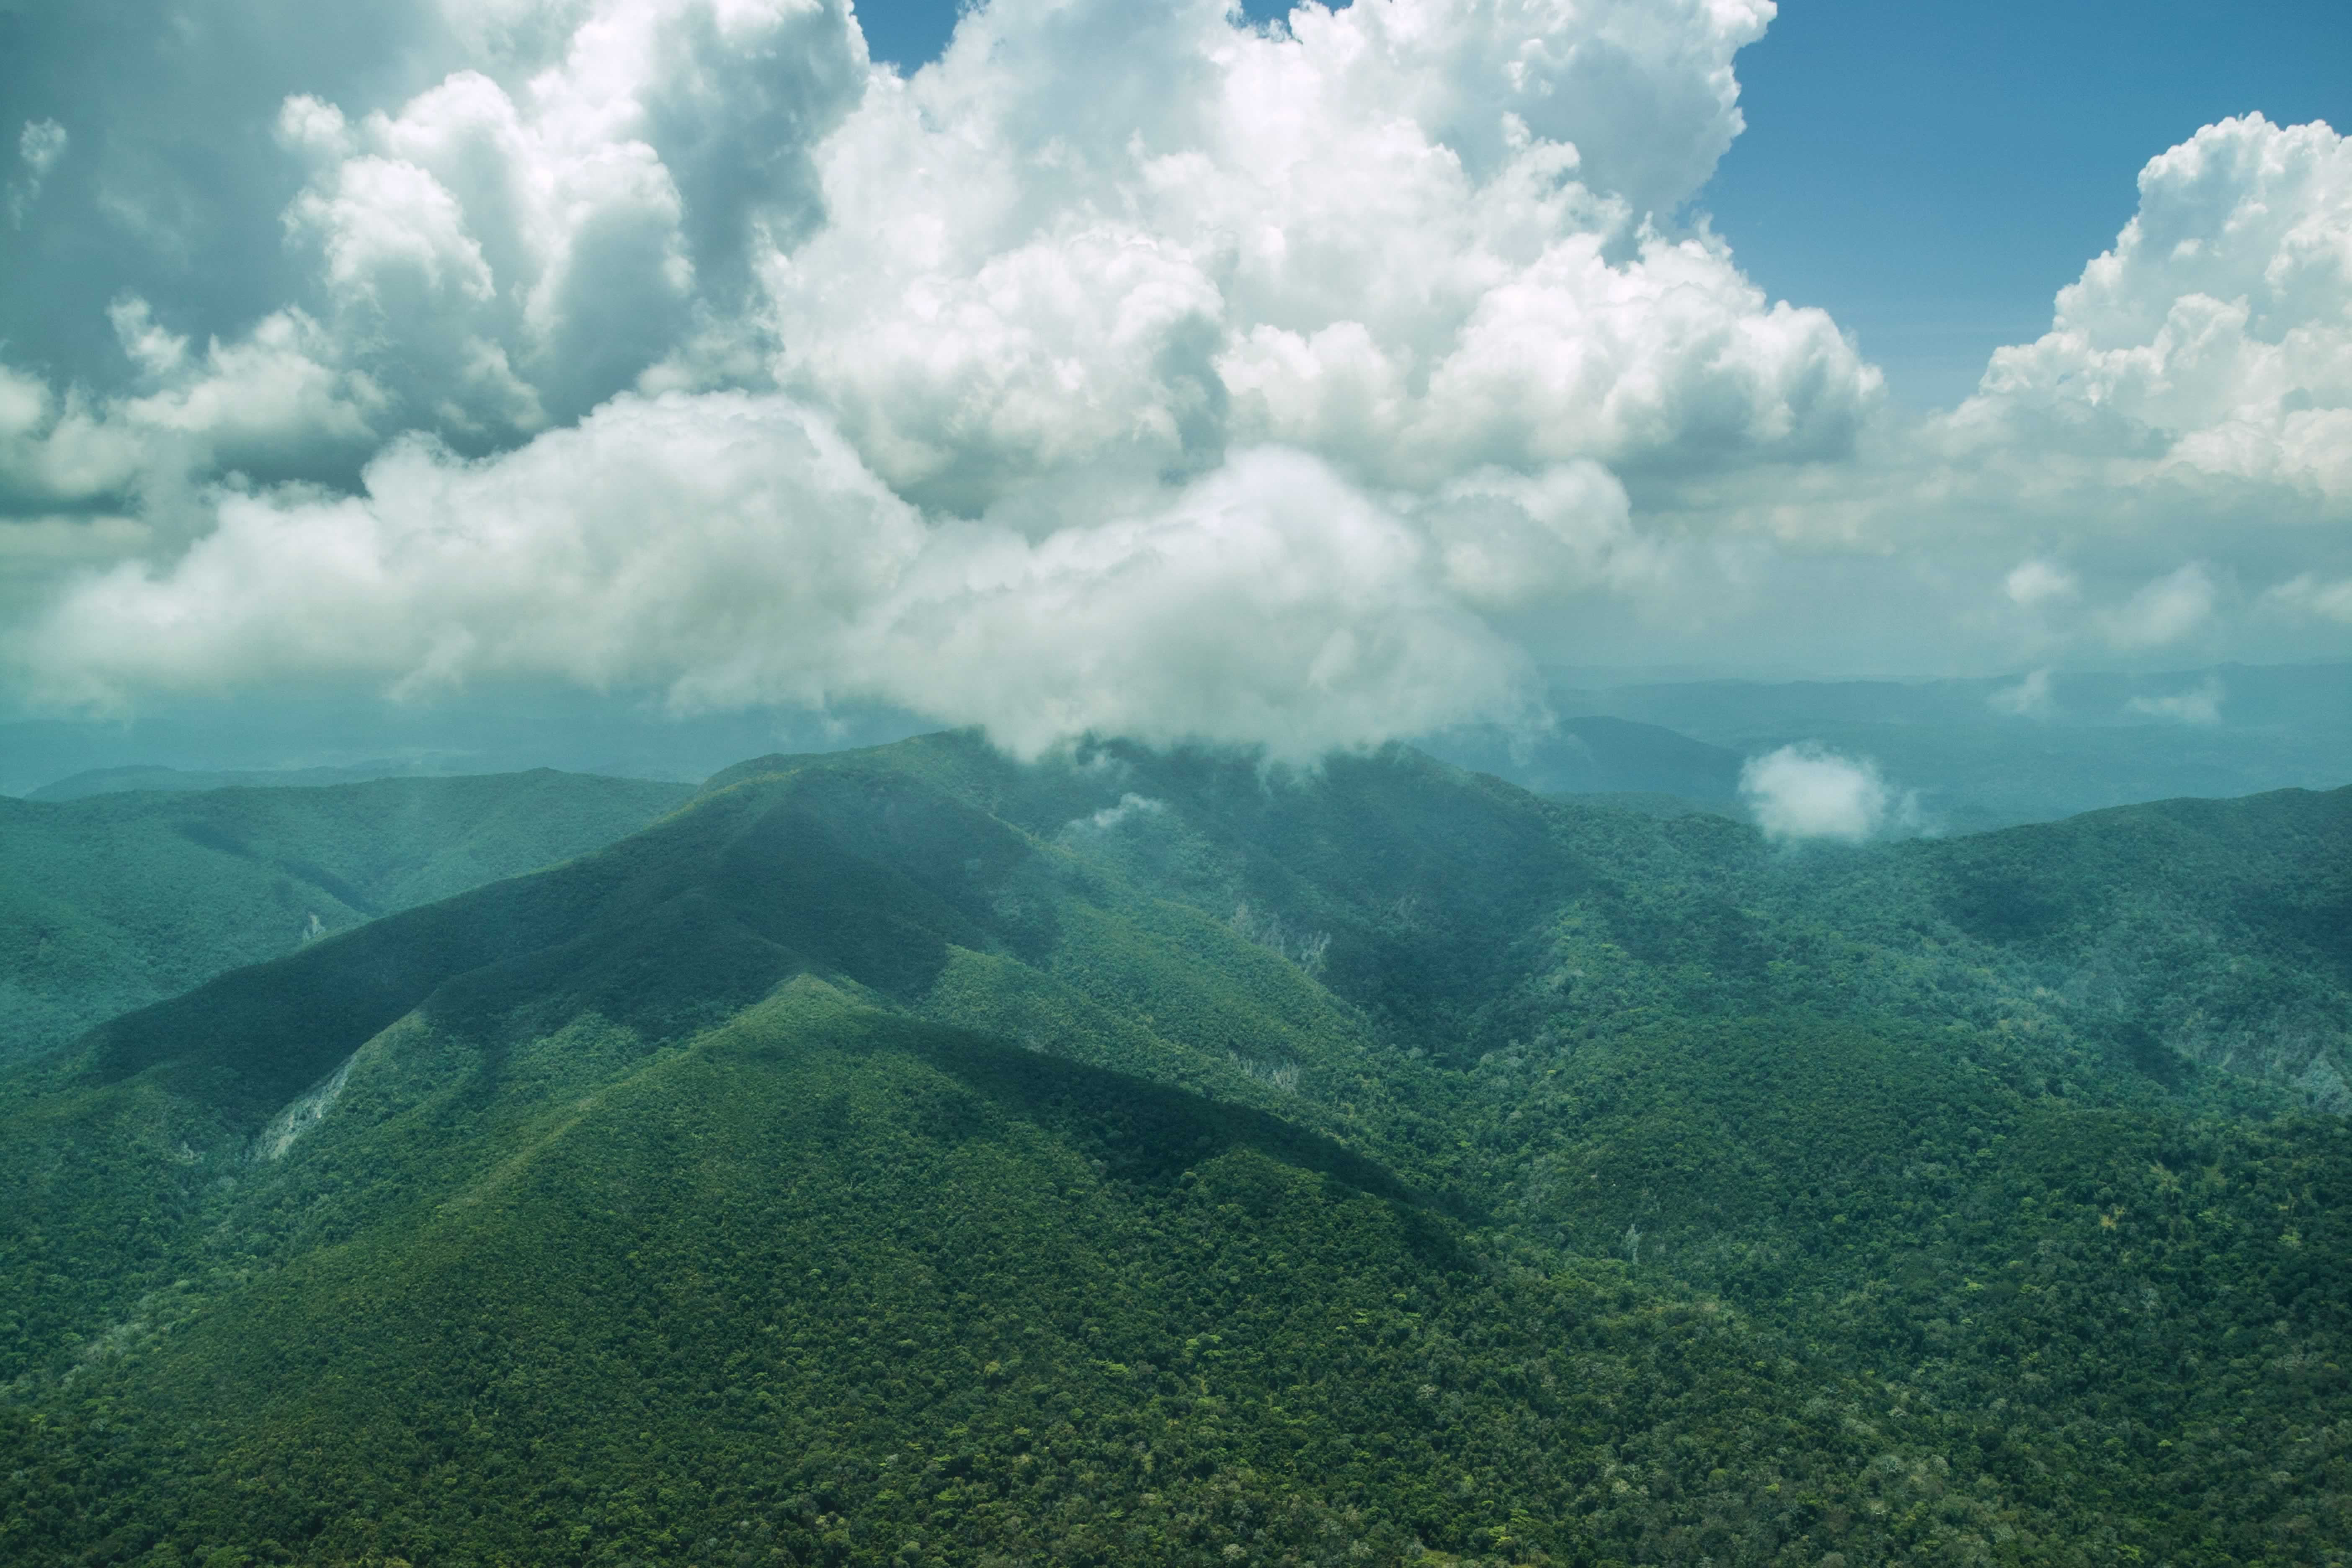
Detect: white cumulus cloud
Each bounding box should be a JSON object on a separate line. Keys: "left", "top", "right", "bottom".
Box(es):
{"left": 2124, "top": 674, "right": 2225, "bottom": 726}
{"left": 2004, "top": 560, "right": 2078, "bottom": 608}
{"left": 17, "top": 397, "right": 1534, "bottom": 761}
{"left": 1740, "top": 744, "right": 1913, "bottom": 843}
{"left": 5, "top": 0, "right": 1885, "bottom": 755}
{"left": 763, "top": 0, "right": 1878, "bottom": 513}
{"left": 1951, "top": 115, "right": 2352, "bottom": 498}
{"left": 5, "top": 1, "right": 2351, "bottom": 749}
{"left": 2098, "top": 562, "right": 2217, "bottom": 650}
{"left": 1987, "top": 668, "right": 2056, "bottom": 720}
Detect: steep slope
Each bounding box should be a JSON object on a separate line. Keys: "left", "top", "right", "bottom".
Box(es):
{"left": 0, "top": 770, "right": 693, "bottom": 1064}
{"left": 4, "top": 985, "right": 2119, "bottom": 1568}
{"left": 1904, "top": 787, "right": 2352, "bottom": 1089}
{"left": 1, "top": 734, "right": 2347, "bottom": 1565}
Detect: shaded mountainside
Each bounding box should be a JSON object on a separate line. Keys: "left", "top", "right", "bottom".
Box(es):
{"left": 0, "top": 770, "right": 694, "bottom": 1065}
{"left": 1896, "top": 788, "right": 2352, "bottom": 1095}
{"left": 2, "top": 735, "right": 2348, "bottom": 1565}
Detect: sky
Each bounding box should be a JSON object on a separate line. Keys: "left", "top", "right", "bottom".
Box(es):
{"left": 1701, "top": 0, "right": 2352, "bottom": 410}
{"left": 0, "top": 0, "right": 2347, "bottom": 769}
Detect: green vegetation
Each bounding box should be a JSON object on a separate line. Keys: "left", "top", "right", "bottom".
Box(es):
{"left": 0, "top": 734, "right": 2346, "bottom": 1564}
{"left": 0, "top": 770, "right": 693, "bottom": 1065}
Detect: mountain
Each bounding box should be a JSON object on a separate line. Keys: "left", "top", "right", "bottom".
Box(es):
{"left": 25, "top": 763, "right": 446, "bottom": 803}
{"left": 1, "top": 734, "right": 2346, "bottom": 1565}
{"left": 0, "top": 770, "right": 693, "bottom": 1065}
{"left": 1418, "top": 715, "right": 1745, "bottom": 812}
{"left": 0, "top": 690, "right": 931, "bottom": 799}
{"left": 1553, "top": 660, "right": 2352, "bottom": 830}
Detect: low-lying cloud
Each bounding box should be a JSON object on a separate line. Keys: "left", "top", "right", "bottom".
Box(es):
{"left": 1741, "top": 745, "right": 1915, "bottom": 843}
{"left": 1987, "top": 668, "right": 2058, "bottom": 720}
{"left": 2125, "top": 675, "right": 2226, "bottom": 726}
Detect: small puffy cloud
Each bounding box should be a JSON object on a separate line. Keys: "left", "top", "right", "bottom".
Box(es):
{"left": 2099, "top": 562, "right": 2216, "bottom": 650}
{"left": 18, "top": 119, "right": 67, "bottom": 180}
{"left": 1987, "top": 668, "right": 2056, "bottom": 720}
{"left": 8, "top": 118, "right": 66, "bottom": 225}
{"left": 274, "top": 95, "right": 356, "bottom": 163}
{"left": 2266, "top": 573, "right": 2352, "bottom": 625}
{"left": 114, "top": 307, "right": 388, "bottom": 470}
{"left": 109, "top": 297, "right": 189, "bottom": 380}
{"left": 2004, "top": 559, "right": 2078, "bottom": 608}
{"left": 1741, "top": 744, "right": 1913, "bottom": 843}
{"left": 1068, "top": 793, "right": 1168, "bottom": 835}
{"left": 2125, "top": 675, "right": 2225, "bottom": 726}
{"left": 0, "top": 365, "right": 152, "bottom": 510}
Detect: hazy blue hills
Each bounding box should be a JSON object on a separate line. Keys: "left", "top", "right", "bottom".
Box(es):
{"left": 0, "top": 689, "right": 928, "bottom": 799}
{"left": 1418, "top": 716, "right": 1745, "bottom": 813}
{"left": 1550, "top": 660, "right": 2352, "bottom": 830}
{"left": 12, "top": 660, "right": 2345, "bottom": 836}
{"left": 25, "top": 763, "right": 448, "bottom": 803}
{"left": 1, "top": 734, "right": 2347, "bottom": 1565}
{"left": 0, "top": 770, "right": 692, "bottom": 1066}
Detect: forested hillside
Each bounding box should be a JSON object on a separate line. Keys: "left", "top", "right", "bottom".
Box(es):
{"left": 0, "top": 771, "right": 692, "bottom": 1064}
{"left": 0, "top": 735, "right": 2344, "bottom": 1565}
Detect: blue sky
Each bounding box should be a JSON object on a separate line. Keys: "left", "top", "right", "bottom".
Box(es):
{"left": 1705, "top": 0, "right": 2352, "bottom": 406}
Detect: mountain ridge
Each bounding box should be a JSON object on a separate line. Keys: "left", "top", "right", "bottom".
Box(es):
{"left": 0, "top": 769, "right": 694, "bottom": 1066}
{"left": 2, "top": 732, "right": 2347, "bottom": 1565}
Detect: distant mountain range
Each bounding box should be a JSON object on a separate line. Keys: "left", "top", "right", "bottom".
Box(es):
{"left": 2, "top": 735, "right": 2346, "bottom": 1564}
{"left": 11, "top": 661, "right": 2347, "bottom": 838}
{"left": 25, "top": 762, "right": 448, "bottom": 802}
{"left": 1544, "top": 660, "right": 2352, "bottom": 830}
{"left": 0, "top": 770, "right": 691, "bottom": 1065}
{"left": 1418, "top": 714, "right": 1746, "bottom": 811}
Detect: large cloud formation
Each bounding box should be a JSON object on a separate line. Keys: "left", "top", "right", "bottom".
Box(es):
{"left": 1925, "top": 113, "right": 2352, "bottom": 658}
{"left": 1954, "top": 115, "right": 2352, "bottom": 499}
{"left": 3, "top": 0, "right": 2347, "bottom": 754}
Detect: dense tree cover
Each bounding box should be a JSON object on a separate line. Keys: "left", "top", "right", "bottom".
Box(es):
{"left": 0, "top": 771, "right": 692, "bottom": 1065}
{"left": 0, "top": 735, "right": 2347, "bottom": 1564}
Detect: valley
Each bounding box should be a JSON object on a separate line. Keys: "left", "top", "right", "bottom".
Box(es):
{"left": 0, "top": 735, "right": 2345, "bottom": 1565}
